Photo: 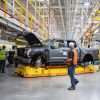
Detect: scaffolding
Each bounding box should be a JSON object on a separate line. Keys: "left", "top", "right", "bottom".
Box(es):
{"left": 0, "top": 0, "right": 49, "bottom": 40}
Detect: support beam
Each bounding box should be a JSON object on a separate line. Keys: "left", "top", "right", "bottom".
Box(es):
{"left": 37, "top": 5, "right": 93, "bottom": 9}
{"left": 58, "top": 0, "right": 65, "bottom": 34}
{"left": 72, "top": 0, "right": 79, "bottom": 38}
{"left": 77, "top": 1, "right": 100, "bottom": 44}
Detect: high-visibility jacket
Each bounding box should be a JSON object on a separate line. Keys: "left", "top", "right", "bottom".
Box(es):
{"left": 72, "top": 49, "right": 78, "bottom": 65}
{"left": 0, "top": 50, "right": 6, "bottom": 60}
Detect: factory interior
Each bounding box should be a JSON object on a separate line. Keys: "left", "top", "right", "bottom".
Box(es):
{"left": 0, "top": 0, "right": 100, "bottom": 100}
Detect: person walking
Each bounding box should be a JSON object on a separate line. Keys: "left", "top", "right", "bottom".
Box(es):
{"left": 13, "top": 46, "right": 18, "bottom": 68}
{"left": 7, "top": 48, "right": 14, "bottom": 67}
{"left": 67, "top": 42, "right": 79, "bottom": 90}
{"left": 0, "top": 46, "right": 7, "bottom": 73}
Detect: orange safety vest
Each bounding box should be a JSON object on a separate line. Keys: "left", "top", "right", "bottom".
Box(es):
{"left": 72, "top": 49, "right": 78, "bottom": 65}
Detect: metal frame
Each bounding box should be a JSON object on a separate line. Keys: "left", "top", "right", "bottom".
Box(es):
{"left": 0, "top": 0, "right": 99, "bottom": 44}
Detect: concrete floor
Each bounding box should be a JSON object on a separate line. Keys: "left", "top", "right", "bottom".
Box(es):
{"left": 0, "top": 68, "right": 100, "bottom": 100}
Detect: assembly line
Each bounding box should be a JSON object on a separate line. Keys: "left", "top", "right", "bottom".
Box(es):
{"left": 0, "top": 0, "right": 100, "bottom": 100}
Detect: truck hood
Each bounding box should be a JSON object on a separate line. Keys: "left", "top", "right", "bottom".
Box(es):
{"left": 17, "top": 32, "right": 42, "bottom": 46}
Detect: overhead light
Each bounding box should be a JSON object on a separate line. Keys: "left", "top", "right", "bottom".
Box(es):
{"left": 76, "top": 25, "right": 81, "bottom": 27}
{"left": 75, "top": 9, "right": 78, "bottom": 12}
{"left": 37, "top": 0, "right": 44, "bottom": 1}
{"left": 81, "top": 16, "right": 84, "bottom": 19}
{"left": 94, "top": 29, "right": 99, "bottom": 33}
{"left": 76, "top": 30, "right": 79, "bottom": 32}
{"left": 84, "top": 3, "right": 90, "bottom": 6}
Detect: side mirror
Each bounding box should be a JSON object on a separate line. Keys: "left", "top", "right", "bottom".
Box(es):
{"left": 51, "top": 45, "right": 55, "bottom": 49}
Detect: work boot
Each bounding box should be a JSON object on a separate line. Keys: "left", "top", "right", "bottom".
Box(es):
{"left": 68, "top": 87, "right": 75, "bottom": 90}
{"left": 75, "top": 81, "right": 79, "bottom": 85}
{"left": 1, "top": 69, "right": 5, "bottom": 73}
{"left": 1, "top": 71, "right": 5, "bottom": 73}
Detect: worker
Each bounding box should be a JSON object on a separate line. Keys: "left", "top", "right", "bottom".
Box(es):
{"left": 35, "top": 56, "right": 42, "bottom": 68}
{"left": 13, "top": 46, "right": 18, "bottom": 68}
{"left": 7, "top": 47, "right": 16, "bottom": 67}
{"left": 67, "top": 42, "right": 79, "bottom": 90}
{"left": 0, "top": 46, "right": 7, "bottom": 73}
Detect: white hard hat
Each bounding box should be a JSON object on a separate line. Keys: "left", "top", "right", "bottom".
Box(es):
{"left": 69, "top": 42, "right": 75, "bottom": 48}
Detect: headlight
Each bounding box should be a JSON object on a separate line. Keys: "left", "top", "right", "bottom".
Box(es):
{"left": 27, "top": 49, "right": 31, "bottom": 56}
{"left": 24, "top": 49, "right": 31, "bottom": 57}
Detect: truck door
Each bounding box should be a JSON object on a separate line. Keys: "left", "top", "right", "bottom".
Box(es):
{"left": 49, "top": 40, "right": 69, "bottom": 62}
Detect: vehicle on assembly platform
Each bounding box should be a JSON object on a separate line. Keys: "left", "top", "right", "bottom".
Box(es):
{"left": 17, "top": 32, "right": 99, "bottom": 66}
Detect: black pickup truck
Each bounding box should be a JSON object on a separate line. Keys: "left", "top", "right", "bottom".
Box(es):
{"left": 17, "top": 32, "right": 99, "bottom": 66}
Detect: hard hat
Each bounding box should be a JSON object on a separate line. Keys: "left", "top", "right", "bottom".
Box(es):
{"left": 69, "top": 42, "right": 74, "bottom": 48}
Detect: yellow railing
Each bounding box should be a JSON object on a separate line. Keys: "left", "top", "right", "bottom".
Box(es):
{"left": 96, "top": 10, "right": 100, "bottom": 15}
{"left": 92, "top": 9, "right": 100, "bottom": 21}
{"left": 0, "top": 0, "right": 49, "bottom": 39}
{"left": 3, "top": 0, "right": 7, "bottom": 17}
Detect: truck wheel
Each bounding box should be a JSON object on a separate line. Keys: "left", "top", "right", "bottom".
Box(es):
{"left": 31, "top": 53, "right": 46, "bottom": 66}
{"left": 83, "top": 54, "right": 94, "bottom": 66}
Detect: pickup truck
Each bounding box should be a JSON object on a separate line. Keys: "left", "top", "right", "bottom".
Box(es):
{"left": 17, "top": 32, "right": 99, "bottom": 66}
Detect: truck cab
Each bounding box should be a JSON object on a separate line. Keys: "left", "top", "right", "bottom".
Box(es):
{"left": 17, "top": 32, "right": 99, "bottom": 66}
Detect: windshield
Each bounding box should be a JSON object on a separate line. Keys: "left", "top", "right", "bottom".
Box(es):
{"left": 42, "top": 39, "right": 54, "bottom": 45}
{"left": 67, "top": 40, "right": 77, "bottom": 47}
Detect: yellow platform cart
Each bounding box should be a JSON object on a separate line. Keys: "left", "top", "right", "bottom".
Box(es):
{"left": 15, "top": 64, "right": 96, "bottom": 78}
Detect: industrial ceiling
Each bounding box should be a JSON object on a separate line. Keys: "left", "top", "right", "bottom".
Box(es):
{"left": 0, "top": 0, "right": 100, "bottom": 46}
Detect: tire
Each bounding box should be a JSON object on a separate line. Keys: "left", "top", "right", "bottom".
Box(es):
{"left": 83, "top": 54, "right": 94, "bottom": 66}
{"left": 31, "top": 53, "right": 46, "bottom": 66}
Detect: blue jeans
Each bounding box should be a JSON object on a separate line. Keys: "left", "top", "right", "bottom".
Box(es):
{"left": 0, "top": 60, "right": 6, "bottom": 72}
{"left": 68, "top": 65, "right": 78, "bottom": 88}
